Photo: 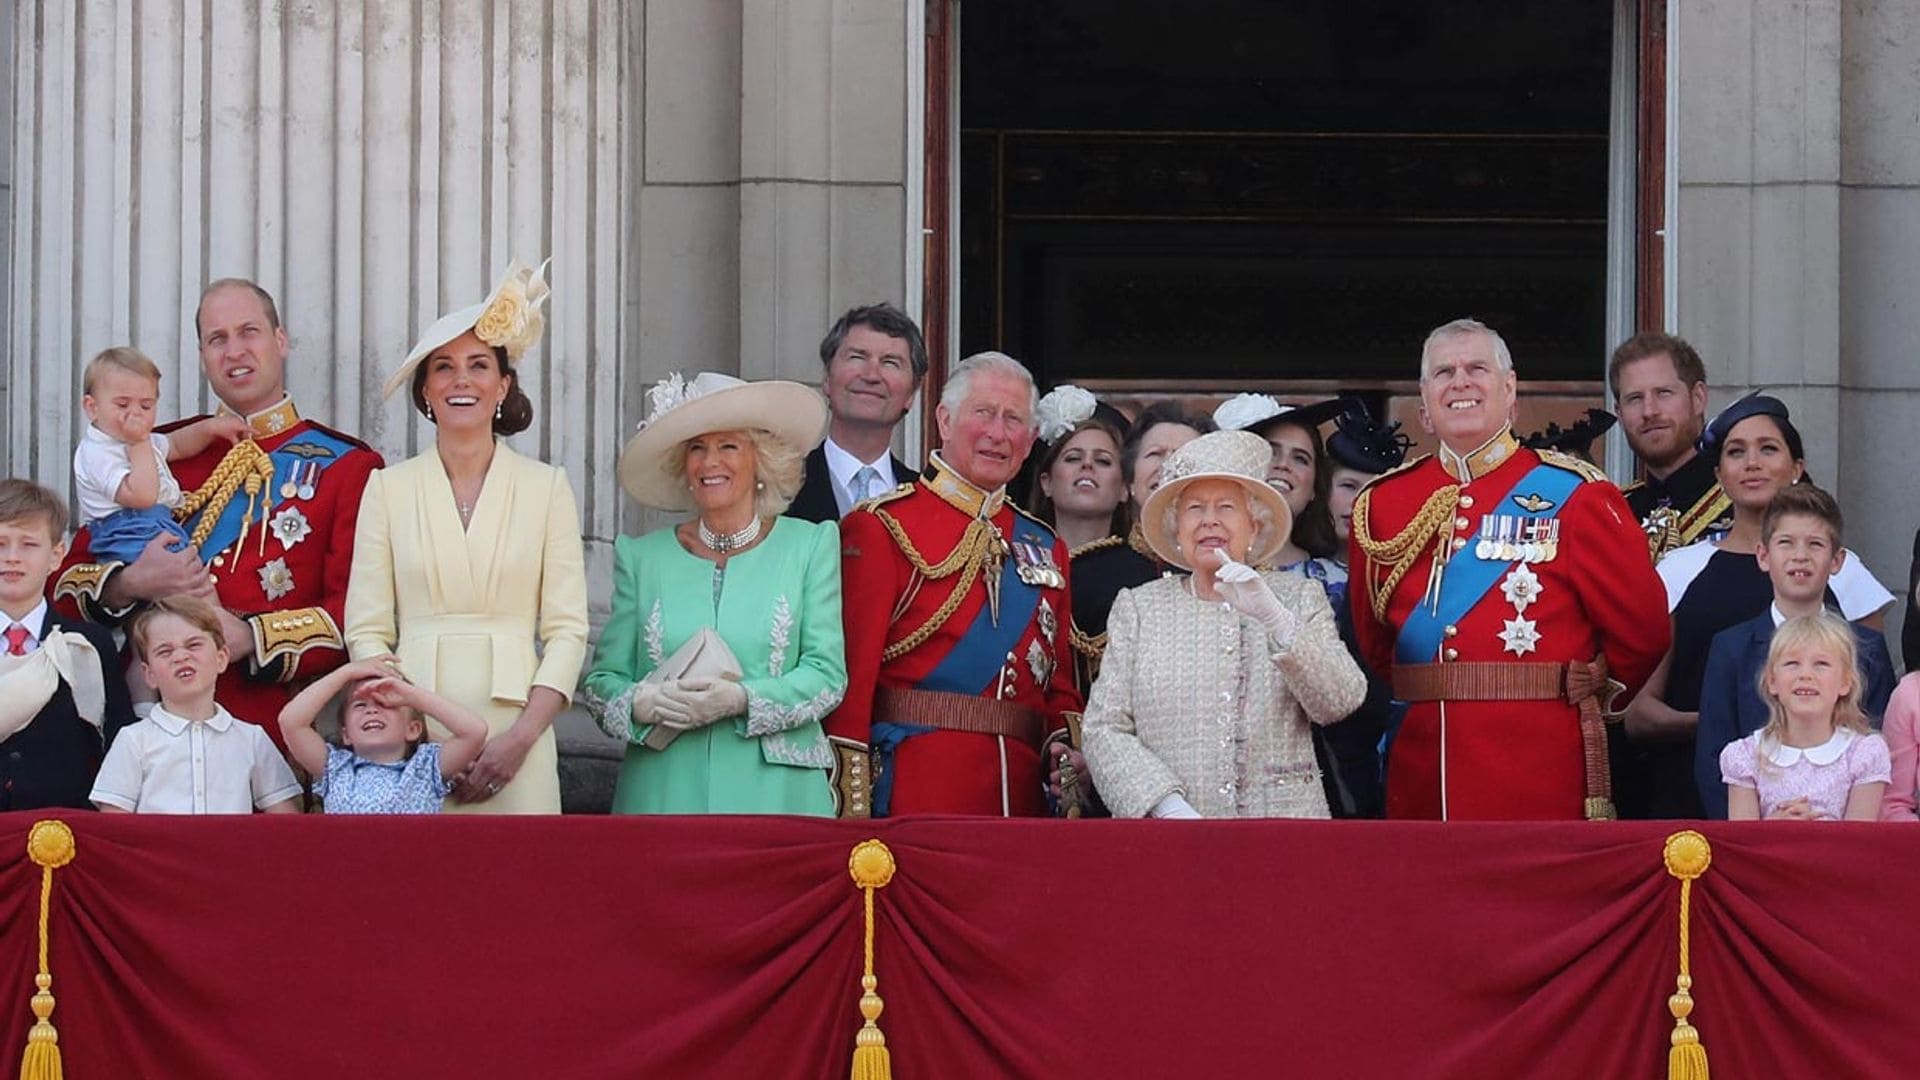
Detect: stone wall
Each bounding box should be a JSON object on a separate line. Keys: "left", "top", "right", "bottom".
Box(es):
{"left": 1674, "top": 0, "right": 1919, "bottom": 653}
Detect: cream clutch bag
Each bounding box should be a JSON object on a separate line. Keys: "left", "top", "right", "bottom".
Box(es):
{"left": 641, "top": 628, "right": 744, "bottom": 750}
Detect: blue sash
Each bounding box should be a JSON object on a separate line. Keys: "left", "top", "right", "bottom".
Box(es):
{"left": 187, "top": 428, "right": 358, "bottom": 560}
{"left": 1393, "top": 463, "right": 1581, "bottom": 663}
{"left": 871, "top": 519, "right": 1052, "bottom": 816}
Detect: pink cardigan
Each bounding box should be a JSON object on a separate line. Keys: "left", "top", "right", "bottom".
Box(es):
{"left": 1880, "top": 674, "right": 1920, "bottom": 821}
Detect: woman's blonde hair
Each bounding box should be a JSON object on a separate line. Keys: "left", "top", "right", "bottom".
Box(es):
{"left": 1755, "top": 613, "right": 1869, "bottom": 764}
{"left": 664, "top": 428, "right": 807, "bottom": 518}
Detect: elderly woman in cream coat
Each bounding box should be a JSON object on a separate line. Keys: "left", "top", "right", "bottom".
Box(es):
{"left": 1082, "top": 430, "right": 1367, "bottom": 818}
{"left": 345, "top": 261, "right": 588, "bottom": 813}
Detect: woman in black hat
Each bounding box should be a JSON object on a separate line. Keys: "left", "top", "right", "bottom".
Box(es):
{"left": 1619, "top": 393, "right": 1894, "bottom": 819}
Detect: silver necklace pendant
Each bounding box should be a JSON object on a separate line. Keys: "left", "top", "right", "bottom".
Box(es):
{"left": 699, "top": 515, "right": 762, "bottom": 553}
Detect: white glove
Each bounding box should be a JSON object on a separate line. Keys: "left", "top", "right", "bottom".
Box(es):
{"left": 630, "top": 681, "right": 669, "bottom": 725}
{"left": 1213, "top": 558, "right": 1297, "bottom": 647}
{"left": 655, "top": 675, "right": 748, "bottom": 731}
{"left": 1149, "top": 793, "right": 1203, "bottom": 820}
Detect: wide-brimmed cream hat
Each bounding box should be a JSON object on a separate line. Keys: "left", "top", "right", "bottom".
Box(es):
{"left": 383, "top": 259, "right": 552, "bottom": 399}
{"left": 1140, "top": 429, "right": 1293, "bottom": 570}
{"left": 617, "top": 372, "right": 829, "bottom": 510}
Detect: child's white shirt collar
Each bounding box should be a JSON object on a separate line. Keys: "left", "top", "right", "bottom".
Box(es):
{"left": 1761, "top": 727, "right": 1855, "bottom": 768}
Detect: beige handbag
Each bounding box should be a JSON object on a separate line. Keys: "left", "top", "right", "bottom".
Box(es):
{"left": 641, "top": 628, "right": 744, "bottom": 750}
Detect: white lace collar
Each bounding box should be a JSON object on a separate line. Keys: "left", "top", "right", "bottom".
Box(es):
{"left": 1761, "top": 727, "right": 1855, "bottom": 767}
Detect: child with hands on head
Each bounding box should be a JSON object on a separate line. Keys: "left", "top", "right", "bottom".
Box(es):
{"left": 278, "top": 657, "right": 488, "bottom": 814}
{"left": 1720, "top": 612, "right": 1889, "bottom": 821}
{"left": 72, "top": 347, "right": 250, "bottom": 564}
{"left": 90, "top": 595, "right": 302, "bottom": 814}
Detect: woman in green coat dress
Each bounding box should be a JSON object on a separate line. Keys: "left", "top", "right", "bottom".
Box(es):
{"left": 583, "top": 372, "right": 845, "bottom": 814}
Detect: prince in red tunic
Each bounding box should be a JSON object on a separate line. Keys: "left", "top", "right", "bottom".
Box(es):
{"left": 1349, "top": 321, "right": 1667, "bottom": 820}
{"left": 52, "top": 280, "right": 381, "bottom": 752}
{"left": 829, "top": 355, "right": 1081, "bottom": 816}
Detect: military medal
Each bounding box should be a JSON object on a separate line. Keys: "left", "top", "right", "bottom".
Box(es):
{"left": 258, "top": 557, "right": 295, "bottom": 601}
{"left": 279, "top": 462, "right": 298, "bottom": 500}
{"left": 269, "top": 506, "right": 313, "bottom": 550}
{"left": 296, "top": 462, "right": 319, "bottom": 501}
{"left": 1475, "top": 517, "right": 1495, "bottom": 561}
{"left": 1500, "top": 563, "right": 1542, "bottom": 614}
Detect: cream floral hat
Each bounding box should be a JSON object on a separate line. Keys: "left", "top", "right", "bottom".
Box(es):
{"left": 1140, "top": 429, "right": 1293, "bottom": 570}
{"left": 383, "top": 259, "right": 551, "bottom": 399}
{"left": 617, "top": 372, "right": 829, "bottom": 511}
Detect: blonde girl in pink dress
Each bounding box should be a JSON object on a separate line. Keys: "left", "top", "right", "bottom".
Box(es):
{"left": 1720, "top": 612, "right": 1889, "bottom": 821}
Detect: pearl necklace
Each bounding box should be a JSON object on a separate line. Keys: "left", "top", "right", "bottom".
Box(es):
{"left": 699, "top": 515, "right": 762, "bottom": 553}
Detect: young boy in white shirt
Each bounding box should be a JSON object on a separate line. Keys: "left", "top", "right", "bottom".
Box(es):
{"left": 90, "top": 595, "right": 301, "bottom": 814}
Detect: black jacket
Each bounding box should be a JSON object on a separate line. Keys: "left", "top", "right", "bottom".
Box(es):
{"left": 786, "top": 444, "right": 915, "bottom": 523}
{"left": 0, "top": 614, "right": 135, "bottom": 811}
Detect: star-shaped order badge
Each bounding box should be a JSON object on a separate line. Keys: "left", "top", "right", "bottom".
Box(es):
{"left": 269, "top": 506, "right": 312, "bottom": 550}
{"left": 1499, "top": 563, "right": 1542, "bottom": 614}
{"left": 1499, "top": 615, "right": 1541, "bottom": 657}
{"left": 258, "top": 557, "right": 295, "bottom": 601}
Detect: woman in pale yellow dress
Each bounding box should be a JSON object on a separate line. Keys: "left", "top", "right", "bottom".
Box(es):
{"left": 345, "top": 261, "right": 588, "bottom": 813}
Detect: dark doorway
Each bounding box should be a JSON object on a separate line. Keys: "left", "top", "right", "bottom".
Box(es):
{"left": 957, "top": 1, "right": 1617, "bottom": 391}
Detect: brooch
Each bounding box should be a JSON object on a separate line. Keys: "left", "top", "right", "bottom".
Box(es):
{"left": 269, "top": 506, "right": 312, "bottom": 550}
{"left": 258, "top": 557, "right": 295, "bottom": 601}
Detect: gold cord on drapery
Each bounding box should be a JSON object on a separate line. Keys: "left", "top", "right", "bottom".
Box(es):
{"left": 1663, "top": 830, "right": 1712, "bottom": 1080}
{"left": 847, "top": 840, "right": 897, "bottom": 1080}
{"left": 19, "top": 820, "right": 76, "bottom": 1080}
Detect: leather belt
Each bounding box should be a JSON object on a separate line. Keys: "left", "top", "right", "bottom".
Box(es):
{"left": 875, "top": 686, "right": 1047, "bottom": 749}
{"left": 1393, "top": 656, "right": 1617, "bottom": 821}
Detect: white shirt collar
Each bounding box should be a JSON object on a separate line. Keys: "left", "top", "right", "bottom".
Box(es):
{"left": 3, "top": 599, "right": 49, "bottom": 642}
{"left": 1769, "top": 602, "right": 1787, "bottom": 627}
{"left": 822, "top": 436, "right": 896, "bottom": 513}
{"left": 1761, "top": 727, "right": 1856, "bottom": 767}
{"left": 82, "top": 423, "right": 125, "bottom": 447}
{"left": 147, "top": 703, "right": 238, "bottom": 737}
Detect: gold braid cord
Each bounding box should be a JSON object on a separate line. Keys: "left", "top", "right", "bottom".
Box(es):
{"left": 1351, "top": 483, "right": 1460, "bottom": 621}
{"left": 19, "top": 820, "right": 76, "bottom": 1080}
{"left": 1663, "top": 831, "right": 1712, "bottom": 1080}
{"left": 174, "top": 440, "right": 276, "bottom": 552}
{"left": 875, "top": 509, "right": 1000, "bottom": 662}
{"left": 847, "top": 840, "right": 897, "bottom": 1080}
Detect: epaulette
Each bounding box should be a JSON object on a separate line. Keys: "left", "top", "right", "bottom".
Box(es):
{"left": 1535, "top": 448, "right": 1609, "bottom": 483}
{"left": 1358, "top": 451, "right": 1433, "bottom": 494}
{"left": 1070, "top": 534, "right": 1127, "bottom": 560}
{"left": 853, "top": 482, "right": 914, "bottom": 514}
{"left": 1011, "top": 501, "right": 1059, "bottom": 539}
{"left": 299, "top": 419, "right": 376, "bottom": 453}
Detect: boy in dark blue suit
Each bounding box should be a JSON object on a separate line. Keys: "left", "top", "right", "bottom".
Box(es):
{"left": 0, "top": 479, "right": 135, "bottom": 809}
{"left": 1694, "top": 484, "right": 1895, "bottom": 817}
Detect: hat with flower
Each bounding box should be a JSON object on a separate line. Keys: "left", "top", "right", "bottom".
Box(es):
{"left": 1140, "top": 429, "right": 1293, "bottom": 571}
{"left": 1211, "top": 392, "right": 1346, "bottom": 436}
{"left": 383, "top": 259, "right": 552, "bottom": 399}
{"left": 617, "top": 371, "right": 829, "bottom": 510}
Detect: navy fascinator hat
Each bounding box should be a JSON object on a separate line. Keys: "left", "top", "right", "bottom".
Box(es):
{"left": 1325, "top": 402, "right": 1412, "bottom": 476}
{"left": 1696, "top": 391, "right": 1803, "bottom": 462}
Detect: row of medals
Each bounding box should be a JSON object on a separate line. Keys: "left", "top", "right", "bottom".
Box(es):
{"left": 1475, "top": 515, "right": 1561, "bottom": 564}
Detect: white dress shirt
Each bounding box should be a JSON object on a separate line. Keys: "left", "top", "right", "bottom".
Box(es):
{"left": 90, "top": 703, "right": 301, "bottom": 813}
{"left": 822, "top": 436, "right": 898, "bottom": 517}
{"left": 2, "top": 598, "right": 49, "bottom": 655}
{"left": 72, "top": 424, "right": 181, "bottom": 525}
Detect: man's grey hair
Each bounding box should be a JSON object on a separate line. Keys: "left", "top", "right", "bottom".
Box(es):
{"left": 1420, "top": 318, "right": 1513, "bottom": 381}
{"left": 939, "top": 351, "right": 1039, "bottom": 430}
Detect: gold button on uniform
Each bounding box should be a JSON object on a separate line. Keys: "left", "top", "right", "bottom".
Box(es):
{"left": 1444, "top": 624, "right": 1458, "bottom": 638}
{"left": 1459, "top": 495, "right": 1474, "bottom": 509}
{"left": 1445, "top": 648, "right": 1459, "bottom": 661}
{"left": 1451, "top": 537, "right": 1466, "bottom": 551}
{"left": 1454, "top": 516, "right": 1470, "bottom": 530}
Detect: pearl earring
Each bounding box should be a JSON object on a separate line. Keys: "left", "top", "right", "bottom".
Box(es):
{"left": 756, "top": 481, "right": 765, "bottom": 491}
{"left": 425, "top": 403, "right": 435, "bottom": 422}
{"left": 495, "top": 401, "right": 504, "bottom": 421}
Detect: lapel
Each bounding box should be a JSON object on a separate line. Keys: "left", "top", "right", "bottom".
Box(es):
{"left": 419, "top": 444, "right": 515, "bottom": 609}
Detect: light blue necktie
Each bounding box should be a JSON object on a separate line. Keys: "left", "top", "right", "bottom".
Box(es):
{"left": 851, "top": 465, "right": 882, "bottom": 505}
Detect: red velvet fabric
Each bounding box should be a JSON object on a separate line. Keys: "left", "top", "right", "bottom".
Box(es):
{"left": 1, "top": 815, "right": 1913, "bottom": 1077}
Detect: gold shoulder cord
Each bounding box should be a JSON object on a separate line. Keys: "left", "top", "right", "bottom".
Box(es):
{"left": 174, "top": 441, "right": 277, "bottom": 553}
{"left": 874, "top": 508, "right": 1000, "bottom": 662}
{"left": 1351, "top": 483, "right": 1460, "bottom": 621}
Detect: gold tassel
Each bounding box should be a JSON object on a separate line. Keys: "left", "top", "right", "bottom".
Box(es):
{"left": 19, "top": 820, "right": 77, "bottom": 1080}
{"left": 1663, "top": 830, "right": 1712, "bottom": 1080}
{"left": 847, "top": 840, "right": 897, "bottom": 1080}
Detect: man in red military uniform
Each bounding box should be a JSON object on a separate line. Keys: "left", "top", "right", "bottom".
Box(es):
{"left": 53, "top": 278, "right": 382, "bottom": 752}
{"left": 831, "top": 351, "right": 1082, "bottom": 817}
{"left": 1349, "top": 319, "right": 1668, "bottom": 820}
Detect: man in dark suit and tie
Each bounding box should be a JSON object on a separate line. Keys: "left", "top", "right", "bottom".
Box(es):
{"left": 787, "top": 303, "right": 925, "bottom": 523}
